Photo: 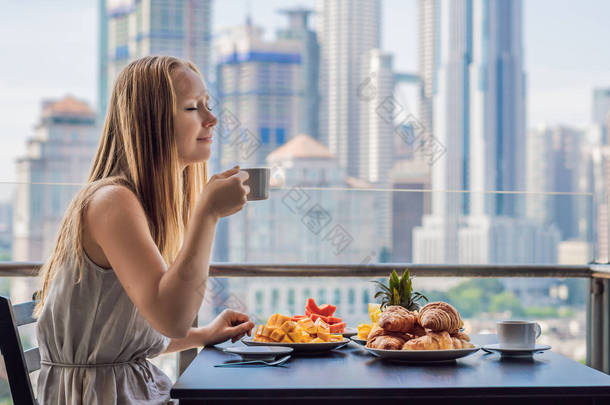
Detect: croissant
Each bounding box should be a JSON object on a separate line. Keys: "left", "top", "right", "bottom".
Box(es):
{"left": 402, "top": 331, "right": 474, "bottom": 350}
{"left": 366, "top": 325, "right": 413, "bottom": 349}
{"left": 367, "top": 334, "right": 407, "bottom": 350}
{"left": 402, "top": 331, "right": 453, "bottom": 350}
{"left": 451, "top": 337, "right": 475, "bottom": 349}
{"left": 378, "top": 306, "right": 417, "bottom": 333}
{"left": 410, "top": 323, "right": 426, "bottom": 337}
{"left": 451, "top": 331, "right": 471, "bottom": 342}
{"left": 418, "top": 302, "right": 463, "bottom": 333}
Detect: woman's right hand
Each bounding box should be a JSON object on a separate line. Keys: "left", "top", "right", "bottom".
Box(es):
{"left": 199, "top": 165, "right": 250, "bottom": 219}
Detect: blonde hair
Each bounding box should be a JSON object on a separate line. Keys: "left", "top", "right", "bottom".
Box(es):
{"left": 34, "top": 56, "right": 208, "bottom": 315}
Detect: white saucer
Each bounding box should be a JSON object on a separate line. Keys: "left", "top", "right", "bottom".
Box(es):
{"left": 482, "top": 343, "right": 551, "bottom": 356}
{"left": 223, "top": 346, "right": 293, "bottom": 361}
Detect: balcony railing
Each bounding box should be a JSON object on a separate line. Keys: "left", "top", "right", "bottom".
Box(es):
{"left": 2, "top": 261, "right": 610, "bottom": 375}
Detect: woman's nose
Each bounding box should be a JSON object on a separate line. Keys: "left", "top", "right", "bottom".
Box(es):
{"left": 203, "top": 113, "right": 218, "bottom": 128}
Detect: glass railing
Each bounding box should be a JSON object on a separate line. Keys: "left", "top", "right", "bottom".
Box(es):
{"left": 0, "top": 180, "right": 598, "bottom": 401}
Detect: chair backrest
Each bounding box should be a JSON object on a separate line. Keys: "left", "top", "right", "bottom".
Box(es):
{"left": 0, "top": 295, "right": 39, "bottom": 405}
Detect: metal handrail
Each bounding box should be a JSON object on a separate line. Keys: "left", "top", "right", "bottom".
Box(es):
{"left": 2, "top": 261, "right": 610, "bottom": 278}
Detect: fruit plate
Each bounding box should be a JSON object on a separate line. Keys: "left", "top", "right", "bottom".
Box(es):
{"left": 349, "top": 336, "right": 367, "bottom": 346}
{"left": 342, "top": 327, "right": 357, "bottom": 338}
{"left": 364, "top": 346, "right": 480, "bottom": 363}
{"left": 242, "top": 337, "right": 350, "bottom": 353}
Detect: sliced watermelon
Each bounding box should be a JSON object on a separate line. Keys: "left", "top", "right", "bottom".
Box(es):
{"left": 329, "top": 322, "right": 346, "bottom": 333}
{"left": 291, "top": 315, "right": 307, "bottom": 322}
{"left": 317, "top": 304, "right": 337, "bottom": 317}
{"left": 326, "top": 316, "right": 343, "bottom": 324}
{"left": 308, "top": 313, "right": 326, "bottom": 323}
{"left": 305, "top": 298, "right": 337, "bottom": 317}
{"left": 305, "top": 298, "right": 322, "bottom": 314}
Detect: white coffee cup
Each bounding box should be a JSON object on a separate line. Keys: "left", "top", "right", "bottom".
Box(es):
{"left": 496, "top": 320, "right": 541, "bottom": 349}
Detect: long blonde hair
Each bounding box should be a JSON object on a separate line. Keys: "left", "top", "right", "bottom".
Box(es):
{"left": 34, "top": 56, "right": 208, "bottom": 315}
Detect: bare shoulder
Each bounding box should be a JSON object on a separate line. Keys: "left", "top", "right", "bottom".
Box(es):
{"left": 88, "top": 184, "right": 142, "bottom": 213}
{"left": 85, "top": 184, "right": 147, "bottom": 229}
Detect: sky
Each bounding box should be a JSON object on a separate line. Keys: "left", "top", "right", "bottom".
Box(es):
{"left": 1, "top": 0, "right": 610, "bottom": 186}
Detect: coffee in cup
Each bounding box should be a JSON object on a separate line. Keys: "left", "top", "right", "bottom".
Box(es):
{"left": 242, "top": 167, "right": 270, "bottom": 201}
{"left": 496, "top": 320, "right": 541, "bottom": 349}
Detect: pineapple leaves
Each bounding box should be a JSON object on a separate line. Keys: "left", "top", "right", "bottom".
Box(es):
{"left": 370, "top": 268, "right": 429, "bottom": 311}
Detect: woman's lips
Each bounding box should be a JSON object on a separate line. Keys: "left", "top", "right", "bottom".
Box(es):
{"left": 197, "top": 136, "right": 213, "bottom": 143}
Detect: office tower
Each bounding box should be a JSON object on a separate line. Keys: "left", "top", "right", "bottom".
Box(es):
{"left": 390, "top": 160, "right": 430, "bottom": 262}
{"left": 526, "top": 126, "right": 584, "bottom": 240}
{"left": 277, "top": 8, "right": 320, "bottom": 141}
{"left": 11, "top": 97, "right": 98, "bottom": 301}
{"left": 98, "top": 0, "right": 213, "bottom": 118}
{"left": 593, "top": 88, "right": 610, "bottom": 144}
{"left": 214, "top": 18, "right": 303, "bottom": 168}
{"left": 414, "top": 0, "right": 557, "bottom": 264}
{"left": 359, "top": 50, "right": 394, "bottom": 184}
{"left": 316, "top": 0, "right": 381, "bottom": 177}
{"left": 418, "top": 0, "right": 438, "bottom": 141}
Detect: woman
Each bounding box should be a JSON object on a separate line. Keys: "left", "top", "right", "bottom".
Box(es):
{"left": 34, "top": 56, "right": 254, "bottom": 404}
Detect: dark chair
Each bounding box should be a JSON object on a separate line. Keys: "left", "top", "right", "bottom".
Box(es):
{"left": 0, "top": 295, "right": 39, "bottom": 405}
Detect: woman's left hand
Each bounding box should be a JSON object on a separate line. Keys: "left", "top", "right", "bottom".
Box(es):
{"left": 198, "top": 309, "right": 255, "bottom": 346}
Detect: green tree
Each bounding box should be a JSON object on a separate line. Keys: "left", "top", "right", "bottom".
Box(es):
{"left": 490, "top": 292, "right": 525, "bottom": 317}
{"left": 524, "top": 306, "right": 559, "bottom": 318}
{"left": 446, "top": 288, "right": 483, "bottom": 318}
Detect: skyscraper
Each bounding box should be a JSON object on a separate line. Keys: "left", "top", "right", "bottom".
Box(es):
{"left": 418, "top": 0, "right": 438, "bottom": 141}
{"left": 98, "top": 0, "right": 213, "bottom": 118}
{"left": 12, "top": 96, "right": 98, "bottom": 302}
{"left": 214, "top": 18, "right": 303, "bottom": 168}
{"left": 593, "top": 88, "right": 610, "bottom": 145}
{"left": 414, "top": 0, "right": 556, "bottom": 264}
{"left": 359, "top": 49, "right": 395, "bottom": 184}
{"left": 316, "top": 0, "right": 381, "bottom": 177}
{"left": 526, "top": 125, "right": 584, "bottom": 241}
{"left": 277, "top": 8, "right": 320, "bottom": 141}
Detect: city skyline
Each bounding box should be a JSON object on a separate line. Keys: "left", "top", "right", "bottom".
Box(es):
{"left": 2, "top": 0, "right": 610, "bottom": 186}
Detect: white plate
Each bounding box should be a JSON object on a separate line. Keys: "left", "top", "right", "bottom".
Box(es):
{"left": 482, "top": 343, "right": 551, "bottom": 356}
{"left": 342, "top": 328, "right": 357, "bottom": 338}
{"left": 349, "top": 336, "right": 367, "bottom": 346}
{"left": 222, "top": 346, "right": 293, "bottom": 361}
{"left": 365, "top": 346, "right": 480, "bottom": 363}
{"left": 242, "top": 336, "right": 350, "bottom": 353}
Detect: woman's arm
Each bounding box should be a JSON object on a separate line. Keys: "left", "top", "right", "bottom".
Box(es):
{"left": 163, "top": 309, "right": 255, "bottom": 353}
{"left": 86, "top": 168, "right": 250, "bottom": 338}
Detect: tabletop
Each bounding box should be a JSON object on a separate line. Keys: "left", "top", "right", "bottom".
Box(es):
{"left": 170, "top": 334, "right": 610, "bottom": 404}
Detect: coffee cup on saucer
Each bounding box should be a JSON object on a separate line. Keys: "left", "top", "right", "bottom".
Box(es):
{"left": 496, "top": 320, "right": 541, "bottom": 350}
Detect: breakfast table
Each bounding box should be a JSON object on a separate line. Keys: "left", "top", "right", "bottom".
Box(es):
{"left": 170, "top": 334, "right": 610, "bottom": 404}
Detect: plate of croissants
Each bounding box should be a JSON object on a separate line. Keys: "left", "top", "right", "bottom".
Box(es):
{"left": 363, "top": 302, "right": 479, "bottom": 362}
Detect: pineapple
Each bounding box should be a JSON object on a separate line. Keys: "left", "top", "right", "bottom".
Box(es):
{"left": 372, "top": 269, "right": 428, "bottom": 311}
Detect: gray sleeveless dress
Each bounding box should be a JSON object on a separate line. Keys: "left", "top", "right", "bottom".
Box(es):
{"left": 36, "top": 253, "right": 173, "bottom": 404}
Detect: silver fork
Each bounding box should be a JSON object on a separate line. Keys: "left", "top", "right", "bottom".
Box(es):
{"left": 214, "top": 355, "right": 291, "bottom": 367}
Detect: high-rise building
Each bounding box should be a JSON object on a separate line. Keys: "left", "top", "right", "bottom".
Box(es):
{"left": 214, "top": 18, "right": 303, "bottom": 168}
{"left": 413, "top": 0, "right": 556, "bottom": 264}
{"left": 359, "top": 49, "right": 394, "bottom": 184}
{"left": 526, "top": 125, "right": 585, "bottom": 241}
{"left": 12, "top": 96, "right": 98, "bottom": 301}
{"left": 277, "top": 8, "right": 320, "bottom": 142}
{"left": 316, "top": 0, "right": 381, "bottom": 177}
{"left": 390, "top": 159, "right": 430, "bottom": 262}
{"left": 418, "top": 0, "right": 438, "bottom": 141}
{"left": 593, "top": 88, "right": 610, "bottom": 144}
{"left": 98, "top": 0, "right": 213, "bottom": 118}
